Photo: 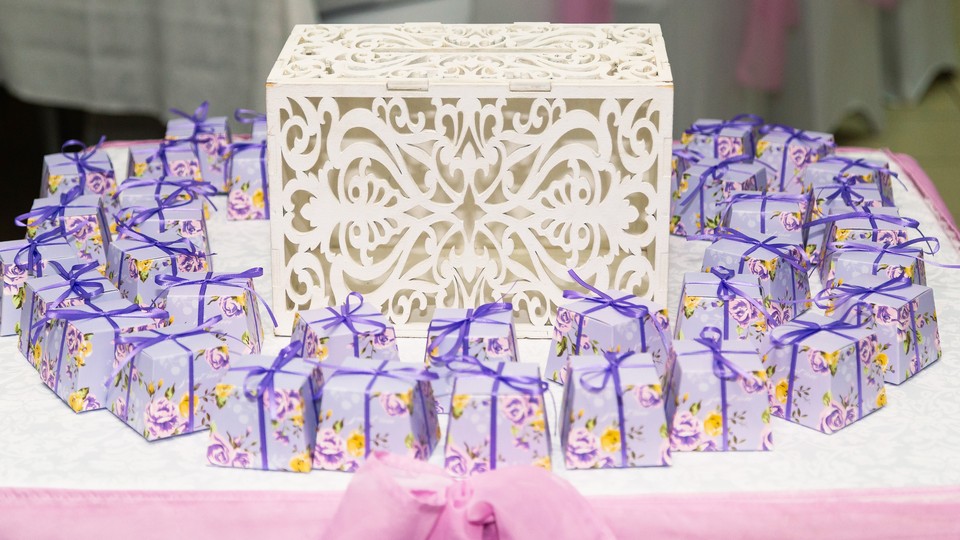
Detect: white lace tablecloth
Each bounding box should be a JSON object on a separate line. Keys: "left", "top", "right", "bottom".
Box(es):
{"left": 1, "top": 148, "right": 958, "bottom": 496}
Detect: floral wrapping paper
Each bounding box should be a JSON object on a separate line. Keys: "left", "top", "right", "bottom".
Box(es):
{"left": 761, "top": 313, "right": 886, "bottom": 433}
{"left": 37, "top": 300, "right": 169, "bottom": 413}
{"left": 112, "top": 200, "right": 211, "bottom": 255}
{"left": 425, "top": 307, "right": 518, "bottom": 413}
{"left": 290, "top": 306, "right": 399, "bottom": 365}
{"left": 671, "top": 144, "right": 701, "bottom": 198}
{"left": 106, "top": 329, "right": 232, "bottom": 440}
{"left": 666, "top": 340, "right": 772, "bottom": 452}
{"left": 674, "top": 271, "right": 770, "bottom": 348}
{"left": 0, "top": 240, "right": 81, "bottom": 336}
{"left": 165, "top": 117, "right": 231, "bottom": 192}
{"left": 801, "top": 158, "right": 895, "bottom": 204}
{"left": 702, "top": 238, "right": 811, "bottom": 326}
{"left": 126, "top": 142, "right": 202, "bottom": 181}
{"left": 560, "top": 354, "right": 670, "bottom": 468}
{"left": 755, "top": 128, "right": 835, "bottom": 193}
{"left": 313, "top": 358, "right": 440, "bottom": 472}
{"left": 445, "top": 362, "right": 551, "bottom": 476}
{"left": 669, "top": 159, "right": 765, "bottom": 237}
{"left": 820, "top": 244, "right": 926, "bottom": 286}
{"left": 104, "top": 232, "right": 210, "bottom": 308}
{"left": 26, "top": 194, "right": 106, "bottom": 265}
{"left": 823, "top": 278, "right": 941, "bottom": 385}
{"left": 824, "top": 208, "right": 911, "bottom": 264}
{"left": 101, "top": 183, "right": 210, "bottom": 226}
{"left": 41, "top": 150, "right": 116, "bottom": 198}
{"left": 225, "top": 145, "right": 269, "bottom": 220}
{"left": 18, "top": 271, "right": 121, "bottom": 362}
{"left": 206, "top": 356, "right": 322, "bottom": 472}
{"left": 679, "top": 119, "right": 757, "bottom": 160}
{"left": 806, "top": 183, "right": 890, "bottom": 266}
{"left": 722, "top": 195, "right": 812, "bottom": 248}
{"left": 545, "top": 294, "right": 671, "bottom": 384}
{"left": 155, "top": 276, "right": 266, "bottom": 355}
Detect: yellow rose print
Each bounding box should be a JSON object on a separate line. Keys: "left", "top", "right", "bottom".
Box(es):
{"left": 48, "top": 175, "right": 63, "bottom": 193}
{"left": 68, "top": 390, "right": 87, "bottom": 412}
{"left": 903, "top": 266, "right": 914, "bottom": 279}
{"left": 823, "top": 351, "right": 840, "bottom": 373}
{"left": 32, "top": 342, "right": 42, "bottom": 362}
{"left": 316, "top": 343, "right": 329, "bottom": 362}
{"left": 451, "top": 394, "right": 470, "bottom": 411}
{"left": 136, "top": 260, "right": 153, "bottom": 275}
{"left": 775, "top": 379, "right": 789, "bottom": 404}
{"left": 214, "top": 383, "right": 234, "bottom": 400}
{"left": 600, "top": 427, "right": 621, "bottom": 453}
{"left": 400, "top": 389, "right": 414, "bottom": 407}
{"left": 533, "top": 455, "right": 552, "bottom": 470}
{"left": 289, "top": 453, "right": 311, "bottom": 473}
{"left": 530, "top": 417, "right": 546, "bottom": 433}
{"left": 179, "top": 393, "right": 199, "bottom": 417}
{"left": 134, "top": 162, "right": 148, "bottom": 177}
{"left": 236, "top": 294, "right": 247, "bottom": 309}
{"left": 876, "top": 388, "right": 887, "bottom": 408}
{"left": 703, "top": 411, "right": 723, "bottom": 437}
{"left": 835, "top": 228, "right": 852, "bottom": 242}
{"left": 680, "top": 132, "right": 693, "bottom": 145}
{"left": 291, "top": 413, "right": 304, "bottom": 428}
{"left": 252, "top": 189, "right": 265, "bottom": 209}
{"left": 679, "top": 178, "right": 689, "bottom": 193}
{"left": 875, "top": 353, "right": 889, "bottom": 371}
{"left": 346, "top": 431, "right": 365, "bottom": 458}
{"left": 756, "top": 140, "right": 769, "bottom": 156}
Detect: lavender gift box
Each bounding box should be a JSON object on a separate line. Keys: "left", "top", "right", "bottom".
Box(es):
{"left": 105, "top": 229, "right": 210, "bottom": 307}
{"left": 666, "top": 332, "right": 772, "bottom": 452}
{"left": 0, "top": 235, "right": 81, "bottom": 336}
{"left": 761, "top": 312, "right": 885, "bottom": 433}
{"left": 670, "top": 158, "right": 766, "bottom": 237}
{"left": 560, "top": 352, "right": 670, "bottom": 469}
{"left": 154, "top": 269, "right": 271, "bottom": 355}
{"left": 806, "top": 181, "right": 890, "bottom": 266}
{"left": 313, "top": 358, "right": 440, "bottom": 472}
{"left": 206, "top": 345, "right": 322, "bottom": 472}
{"left": 113, "top": 199, "right": 211, "bottom": 254}
{"left": 445, "top": 361, "right": 551, "bottom": 476}
{"left": 679, "top": 115, "right": 761, "bottom": 159}
{"left": 801, "top": 156, "right": 895, "bottom": 204}
{"left": 21, "top": 192, "right": 106, "bottom": 265}
{"left": 38, "top": 300, "right": 169, "bottom": 413}
{"left": 824, "top": 207, "right": 914, "bottom": 249}
{"left": 106, "top": 324, "right": 232, "bottom": 440}
{"left": 721, "top": 192, "right": 812, "bottom": 247}
{"left": 425, "top": 303, "right": 518, "bottom": 411}
{"left": 675, "top": 268, "right": 769, "bottom": 347}
{"left": 41, "top": 141, "right": 116, "bottom": 197}
{"left": 701, "top": 232, "right": 810, "bottom": 324}
{"left": 103, "top": 178, "right": 216, "bottom": 223}
{"left": 126, "top": 141, "right": 201, "bottom": 181}
{"left": 224, "top": 140, "right": 269, "bottom": 221}
{"left": 545, "top": 274, "right": 670, "bottom": 384}
{"left": 165, "top": 104, "right": 231, "bottom": 192}
{"left": 755, "top": 125, "right": 835, "bottom": 192}
{"left": 820, "top": 241, "right": 927, "bottom": 286}
{"left": 820, "top": 276, "right": 941, "bottom": 385}
{"left": 291, "top": 293, "right": 399, "bottom": 364}
{"left": 19, "top": 261, "right": 121, "bottom": 364}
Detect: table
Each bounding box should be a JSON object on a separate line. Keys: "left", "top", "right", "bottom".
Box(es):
{"left": 1, "top": 147, "right": 958, "bottom": 538}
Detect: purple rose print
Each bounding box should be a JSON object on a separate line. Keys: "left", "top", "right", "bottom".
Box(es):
{"left": 39, "top": 361, "right": 55, "bottom": 387}
{"left": 205, "top": 347, "right": 229, "bottom": 370}
{"left": 114, "top": 342, "right": 136, "bottom": 369}
{"left": 874, "top": 229, "right": 902, "bottom": 246}
{"left": 274, "top": 430, "right": 290, "bottom": 445}
{"left": 219, "top": 296, "right": 245, "bottom": 318}
{"left": 659, "top": 440, "right": 673, "bottom": 466}
{"left": 2, "top": 264, "right": 26, "bottom": 293}
{"left": 379, "top": 393, "right": 409, "bottom": 416}
{"left": 716, "top": 136, "right": 743, "bottom": 159}
{"left": 176, "top": 254, "right": 206, "bottom": 273}
{"left": 198, "top": 133, "right": 226, "bottom": 157}
{"left": 444, "top": 445, "right": 471, "bottom": 477}
{"left": 65, "top": 325, "right": 83, "bottom": 356}
{"left": 874, "top": 305, "right": 899, "bottom": 326}
{"left": 64, "top": 216, "right": 96, "bottom": 241}
{"left": 634, "top": 385, "right": 662, "bottom": 408}
{"left": 180, "top": 220, "right": 204, "bottom": 238}
{"left": 746, "top": 258, "right": 770, "bottom": 280}
{"left": 739, "top": 373, "right": 766, "bottom": 394}
{"left": 760, "top": 427, "right": 774, "bottom": 450}
{"left": 654, "top": 311, "right": 670, "bottom": 333}
{"left": 807, "top": 350, "right": 829, "bottom": 374}
{"left": 84, "top": 172, "right": 113, "bottom": 195}
{"left": 207, "top": 434, "right": 233, "bottom": 465}
{"left": 303, "top": 330, "right": 318, "bottom": 358}
{"left": 113, "top": 396, "right": 127, "bottom": 419}
{"left": 670, "top": 411, "right": 703, "bottom": 451}
{"left": 486, "top": 337, "right": 512, "bottom": 358}
{"left": 232, "top": 450, "right": 253, "bottom": 469}
{"left": 169, "top": 160, "right": 200, "bottom": 180}
{"left": 145, "top": 397, "right": 180, "bottom": 439}
{"left": 728, "top": 298, "right": 755, "bottom": 327}
{"left": 818, "top": 402, "right": 848, "bottom": 434}
{"left": 313, "top": 428, "right": 347, "bottom": 470}
{"left": 500, "top": 396, "right": 530, "bottom": 425}
{"left": 270, "top": 389, "right": 299, "bottom": 421}
{"left": 228, "top": 189, "right": 253, "bottom": 220}
{"left": 885, "top": 265, "right": 905, "bottom": 279}
{"left": 127, "top": 258, "right": 139, "bottom": 280}
{"left": 578, "top": 335, "right": 593, "bottom": 353}
{"left": 555, "top": 308, "right": 575, "bottom": 334}
{"left": 788, "top": 144, "right": 811, "bottom": 167}
{"left": 767, "top": 303, "right": 785, "bottom": 326}
{"left": 565, "top": 427, "right": 599, "bottom": 468}
{"left": 373, "top": 328, "right": 396, "bottom": 350}
{"left": 778, "top": 212, "right": 802, "bottom": 232}
{"left": 858, "top": 339, "right": 874, "bottom": 366}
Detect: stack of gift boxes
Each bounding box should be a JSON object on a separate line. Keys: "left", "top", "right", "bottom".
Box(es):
{"left": 3, "top": 108, "right": 947, "bottom": 478}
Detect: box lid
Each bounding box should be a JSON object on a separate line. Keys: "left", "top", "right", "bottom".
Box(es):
{"left": 768, "top": 312, "right": 872, "bottom": 352}
{"left": 322, "top": 357, "right": 423, "bottom": 394}
{"left": 681, "top": 271, "right": 762, "bottom": 299}
{"left": 673, "top": 338, "right": 761, "bottom": 375}
{"left": 452, "top": 361, "right": 542, "bottom": 396}
{"left": 567, "top": 352, "right": 659, "bottom": 390}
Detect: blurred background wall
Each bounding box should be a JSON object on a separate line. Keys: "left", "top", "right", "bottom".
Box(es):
{"left": 0, "top": 0, "right": 957, "bottom": 239}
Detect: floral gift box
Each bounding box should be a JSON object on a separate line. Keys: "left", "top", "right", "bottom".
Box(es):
{"left": 291, "top": 292, "right": 399, "bottom": 365}
{"left": 805, "top": 181, "right": 890, "bottom": 266}
{"left": 126, "top": 141, "right": 202, "bottom": 181}
{"left": 701, "top": 230, "right": 810, "bottom": 323}
{"left": 19, "top": 261, "right": 121, "bottom": 364}
{"left": 819, "top": 241, "right": 927, "bottom": 286}
{"left": 19, "top": 191, "right": 106, "bottom": 265}
{"left": 113, "top": 199, "right": 211, "bottom": 255}
{"left": 801, "top": 156, "right": 895, "bottom": 205}
{"left": 424, "top": 303, "right": 517, "bottom": 412}
{"left": 102, "top": 179, "right": 216, "bottom": 227}
{"left": 669, "top": 157, "right": 766, "bottom": 237}
{"left": 755, "top": 124, "right": 835, "bottom": 193}
{"left": 819, "top": 276, "right": 941, "bottom": 385}
{"left": 761, "top": 312, "right": 885, "bottom": 433}
{"left": 105, "top": 229, "right": 210, "bottom": 307}
{"left": 106, "top": 323, "right": 232, "bottom": 440}
{"left": 41, "top": 139, "right": 116, "bottom": 197}
{"left": 154, "top": 269, "right": 273, "bottom": 355}
{"left": 206, "top": 345, "right": 322, "bottom": 473}
{"left": 560, "top": 351, "right": 670, "bottom": 469}
{"left": 165, "top": 102, "right": 231, "bottom": 192}
{"left": 223, "top": 139, "right": 269, "bottom": 220}
{"left": 445, "top": 361, "right": 551, "bottom": 477}
{"left": 313, "top": 358, "right": 440, "bottom": 473}
{"left": 671, "top": 144, "right": 702, "bottom": 199}
{"left": 679, "top": 115, "right": 762, "bottom": 159}
{"left": 0, "top": 233, "right": 81, "bottom": 336}
{"left": 666, "top": 330, "right": 772, "bottom": 452}
{"left": 546, "top": 270, "right": 670, "bottom": 384}
{"left": 721, "top": 192, "right": 812, "bottom": 248}
{"left": 674, "top": 268, "right": 769, "bottom": 347}
{"left": 819, "top": 207, "right": 916, "bottom": 263}
{"left": 38, "top": 300, "right": 169, "bottom": 413}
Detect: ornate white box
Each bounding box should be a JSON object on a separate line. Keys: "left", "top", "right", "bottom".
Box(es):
{"left": 267, "top": 23, "right": 673, "bottom": 337}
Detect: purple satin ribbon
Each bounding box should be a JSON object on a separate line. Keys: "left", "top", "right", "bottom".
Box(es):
{"left": 685, "top": 114, "right": 763, "bottom": 156}
{"left": 818, "top": 176, "right": 889, "bottom": 208}
{"left": 829, "top": 237, "right": 960, "bottom": 274}
{"left": 117, "top": 225, "right": 203, "bottom": 259}
{"left": 144, "top": 140, "right": 188, "bottom": 178}
{"left": 681, "top": 266, "right": 769, "bottom": 338}
{"left": 578, "top": 350, "right": 657, "bottom": 465}
{"left": 27, "top": 261, "right": 108, "bottom": 349}
{"left": 15, "top": 186, "right": 89, "bottom": 228}
{"left": 426, "top": 301, "right": 513, "bottom": 366}
{"left": 60, "top": 137, "right": 109, "bottom": 190}
{"left": 235, "top": 109, "right": 266, "bottom": 124}
{"left": 155, "top": 268, "right": 277, "bottom": 332}
{"left": 326, "top": 360, "right": 438, "bottom": 459}
{"left": 676, "top": 155, "right": 752, "bottom": 233}
{"left": 804, "top": 209, "right": 922, "bottom": 246}
{"left": 12, "top": 226, "right": 74, "bottom": 276}
{"left": 221, "top": 139, "right": 269, "bottom": 219}
{"left": 113, "top": 177, "right": 219, "bottom": 212}
{"left": 818, "top": 156, "right": 904, "bottom": 191}
{"left": 690, "top": 227, "right": 808, "bottom": 276}
{"left": 446, "top": 357, "right": 547, "bottom": 471}
{"left": 675, "top": 328, "right": 757, "bottom": 450}
{"left": 759, "top": 124, "right": 834, "bottom": 191}
{"left": 120, "top": 193, "right": 199, "bottom": 231}
{"left": 169, "top": 102, "right": 219, "bottom": 172}
{"left": 310, "top": 292, "right": 387, "bottom": 357}
{"left": 721, "top": 191, "right": 811, "bottom": 236}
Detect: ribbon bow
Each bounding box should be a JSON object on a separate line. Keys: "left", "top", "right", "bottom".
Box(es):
{"left": 686, "top": 114, "right": 763, "bottom": 156}
{"left": 818, "top": 155, "right": 904, "bottom": 191}
{"left": 758, "top": 124, "right": 834, "bottom": 190}
{"left": 14, "top": 186, "right": 90, "bottom": 228}
{"left": 721, "top": 191, "right": 811, "bottom": 236}
{"left": 117, "top": 225, "right": 204, "bottom": 259}
{"left": 681, "top": 266, "right": 769, "bottom": 339}
{"left": 113, "top": 176, "right": 219, "bottom": 212}
{"left": 235, "top": 109, "right": 266, "bottom": 123}
{"left": 12, "top": 226, "right": 73, "bottom": 275}
{"left": 804, "top": 209, "right": 923, "bottom": 247}
{"left": 676, "top": 155, "right": 752, "bottom": 233}
{"left": 170, "top": 101, "right": 210, "bottom": 129}
{"left": 427, "top": 302, "right": 513, "bottom": 364}
{"left": 220, "top": 138, "right": 268, "bottom": 217}
{"left": 154, "top": 268, "right": 277, "bottom": 329}
{"left": 691, "top": 226, "right": 808, "bottom": 275}
{"left": 307, "top": 292, "right": 387, "bottom": 356}
{"left": 60, "top": 136, "right": 110, "bottom": 187}
{"left": 26, "top": 261, "right": 109, "bottom": 350}
{"left": 815, "top": 276, "right": 914, "bottom": 316}
{"left": 121, "top": 193, "right": 200, "bottom": 229}
{"left": 829, "top": 237, "right": 960, "bottom": 276}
